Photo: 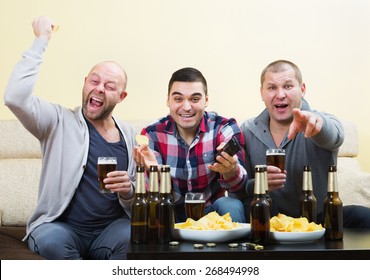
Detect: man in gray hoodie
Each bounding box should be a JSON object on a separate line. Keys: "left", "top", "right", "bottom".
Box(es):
{"left": 240, "top": 59, "right": 370, "bottom": 228}
{"left": 4, "top": 16, "right": 136, "bottom": 259}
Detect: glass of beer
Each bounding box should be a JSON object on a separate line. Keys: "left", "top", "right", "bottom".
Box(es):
{"left": 185, "top": 192, "right": 205, "bottom": 220}
{"left": 266, "top": 149, "right": 286, "bottom": 171}
{"left": 97, "top": 157, "right": 117, "bottom": 193}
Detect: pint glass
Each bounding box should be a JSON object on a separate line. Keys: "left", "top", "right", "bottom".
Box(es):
{"left": 185, "top": 192, "right": 205, "bottom": 220}
{"left": 97, "top": 157, "right": 117, "bottom": 193}
{"left": 266, "top": 149, "right": 286, "bottom": 171}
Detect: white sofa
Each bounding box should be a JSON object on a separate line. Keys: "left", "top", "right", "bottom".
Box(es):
{"left": 1, "top": 118, "right": 370, "bottom": 258}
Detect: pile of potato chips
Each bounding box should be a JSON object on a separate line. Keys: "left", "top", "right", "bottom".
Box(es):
{"left": 270, "top": 213, "right": 323, "bottom": 232}
{"left": 175, "top": 211, "right": 242, "bottom": 230}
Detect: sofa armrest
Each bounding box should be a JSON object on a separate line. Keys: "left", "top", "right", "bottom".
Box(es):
{"left": 337, "top": 157, "right": 370, "bottom": 208}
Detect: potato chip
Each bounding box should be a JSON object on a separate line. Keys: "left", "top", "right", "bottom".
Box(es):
{"left": 135, "top": 134, "right": 149, "bottom": 146}
{"left": 270, "top": 213, "right": 323, "bottom": 232}
{"left": 175, "top": 211, "right": 241, "bottom": 231}
{"left": 52, "top": 24, "right": 59, "bottom": 33}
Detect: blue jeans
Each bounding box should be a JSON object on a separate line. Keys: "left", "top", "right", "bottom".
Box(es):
{"left": 28, "top": 218, "right": 131, "bottom": 260}
{"left": 205, "top": 196, "right": 246, "bottom": 223}
{"left": 175, "top": 196, "right": 246, "bottom": 223}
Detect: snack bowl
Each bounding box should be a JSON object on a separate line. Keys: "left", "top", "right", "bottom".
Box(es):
{"left": 270, "top": 228, "right": 326, "bottom": 243}
{"left": 174, "top": 223, "right": 250, "bottom": 242}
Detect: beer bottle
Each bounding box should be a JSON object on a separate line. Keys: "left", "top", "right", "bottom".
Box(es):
{"left": 131, "top": 165, "right": 149, "bottom": 244}
{"left": 156, "top": 165, "right": 175, "bottom": 243}
{"left": 300, "top": 165, "right": 317, "bottom": 223}
{"left": 250, "top": 165, "right": 270, "bottom": 245}
{"left": 262, "top": 165, "right": 273, "bottom": 216}
{"left": 324, "top": 165, "right": 343, "bottom": 240}
{"left": 147, "top": 165, "right": 159, "bottom": 242}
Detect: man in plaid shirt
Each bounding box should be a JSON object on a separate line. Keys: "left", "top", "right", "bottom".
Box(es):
{"left": 133, "top": 67, "right": 247, "bottom": 223}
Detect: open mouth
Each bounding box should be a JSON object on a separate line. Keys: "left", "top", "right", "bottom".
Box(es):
{"left": 90, "top": 97, "right": 103, "bottom": 109}
{"left": 179, "top": 114, "right": 195, "bottom": 119}
{"left": 275, "top": 104, "right": 288, "bottom": 110}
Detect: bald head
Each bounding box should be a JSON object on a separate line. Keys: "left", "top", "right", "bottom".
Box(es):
{"left": 89, "top": 61, "right": 128, "bottom": 92}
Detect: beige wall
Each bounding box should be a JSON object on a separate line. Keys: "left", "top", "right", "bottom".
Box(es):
{"left": 1, "top": 0, "right": 369, "bottom": 172}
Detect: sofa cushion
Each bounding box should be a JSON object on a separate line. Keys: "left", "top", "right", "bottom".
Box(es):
{"left": 0, "top": 226, "right": 44, "bottom": 260}
{"left": 337, "top": 157, "right": 370, "bottom": 208}
{"left": 0, "top": 120, "right": 41, "bottom": 159}
{"left": 338, "top": 119, "right": 358, "bottom": 157}
{"left": 0, "top": 159, "right": 40, "bottom": 226}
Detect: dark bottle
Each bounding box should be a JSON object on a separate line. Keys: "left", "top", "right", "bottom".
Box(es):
{"left": 261, "top": 165, "right": 273, "bottom": 216}
{"left": 250, "top": 165, "right": 270, "bottom": 245}
{"left": 131, "top": 165, "right": 149, "bottom": 244}
{"left": 156, "top": 165, "right": 175, "bottom": 243}
{"left": 324, "top": 165, "right": 343, "bottom": 240}
{"left": 147, "top": 165, "right": 159, "bottom": 242}
{"left": 300, "top": 165, "right": 317, "bottom": 223}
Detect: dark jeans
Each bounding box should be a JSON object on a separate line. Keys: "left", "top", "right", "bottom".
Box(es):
{"left": 28, "top": 218, "right": 131, "bottom": 260}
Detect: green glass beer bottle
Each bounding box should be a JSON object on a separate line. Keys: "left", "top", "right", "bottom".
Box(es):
{"left": 324, "top": 165, "right": 343, "bottom": 240}
{"left": 147, "top": 165, "right": 159, "bottom": 242}
{"left": 250, "top": 165, "right": 270, "bottom": 245}
{"left": 300, "top": 165, "right": 317, "bottom": 223}
{"left": 131, "top": 165, "right": 149, "bottom": 244}
{"left": 156, "top": 165, "right": 175, "bottom": 243}
{"left": 261, "top": 165, "right": 273, "bottom": 216}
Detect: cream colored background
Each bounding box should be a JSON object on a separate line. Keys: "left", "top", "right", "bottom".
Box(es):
{"left": 1, "top": 0, "right": 369, "bottom": 172}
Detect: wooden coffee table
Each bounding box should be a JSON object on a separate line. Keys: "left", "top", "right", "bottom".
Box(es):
{"left": 127, "top": 228, "right": 370, "bottom": 260}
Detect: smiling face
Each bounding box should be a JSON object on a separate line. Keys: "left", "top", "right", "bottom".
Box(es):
{"left": 260, "top": 64, "right": 305, "bottom": 126}
{"left": 82, "top": 61, "right": 127, "bottom": 124}
{"left": 167, "top": 81, "right": 208, "bottom": 140}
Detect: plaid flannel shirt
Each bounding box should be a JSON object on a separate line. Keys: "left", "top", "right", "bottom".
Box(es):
{"left": 141, "top": 112, "right": 247, "bottom": 206}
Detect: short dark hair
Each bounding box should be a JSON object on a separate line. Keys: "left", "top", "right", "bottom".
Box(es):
{"left": 260, "top": 60, "right": 303, "bottom": 87}
{"left": 168, "top": 67, "right": 208, "bottom": 95}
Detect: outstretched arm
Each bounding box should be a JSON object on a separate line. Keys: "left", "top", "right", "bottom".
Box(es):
{"left": 287, "top": 108, "right": 323, "bottom": 140}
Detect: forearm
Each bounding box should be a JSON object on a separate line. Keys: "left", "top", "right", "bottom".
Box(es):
{"left": 4, "top": 38, "right": 47, "bottom": 112}
{"left": 219, "top": 164, "right": 247, "bottom": 192}
{"left": 311, "top": 112, "right": 344, "bottom": 150}
{"left": 119, "top": 184, "right": 134, "bottom": 218}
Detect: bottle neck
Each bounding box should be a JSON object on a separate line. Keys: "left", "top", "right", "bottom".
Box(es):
{"left": 302, "top": 171, "right": 313, "bottom": 191}
{"left": 149, "top": 173, "right": 159, "bottom": 192}
{"left": 327, "top": 171, "right": 339, "bottom": 192}
{"left": 254, "top": 171, "right": 265, "bottom": 195}
{"left": 135, "top": 171, "right": 146, "bottom": 194}
{"left": 159, "top": 171, "right": 171, "bottom": 194}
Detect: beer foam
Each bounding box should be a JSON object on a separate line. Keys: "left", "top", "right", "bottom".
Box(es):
{"left": 98, "top": 158, "right": 117, "bottom": 164}
{"left": 185, "top": 200, "right": 206, "bottom": 203}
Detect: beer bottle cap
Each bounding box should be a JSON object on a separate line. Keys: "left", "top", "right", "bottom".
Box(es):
{"left": 329, "top": 165, "right": 337, "bottom": 172}
{"left": 304, "top": 165, "right": 312, "bottom": 172}
{"left": 161, "top": 165, "right": 171, "bottom": 172}
{"left": 255, "top": 165, "right": 265, "bottom": 172}
{"left": 136, "top": 165, "right": 145, "bottom": 172}
{"left": 150, "top": 165, "right": 158, "bottom": 172}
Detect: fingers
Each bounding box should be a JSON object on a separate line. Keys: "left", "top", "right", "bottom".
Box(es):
{"left": 216, "top": 142, "right": 226, "bottom": 152}
{"left": 104, "top": 171, "right": 131, "bottom": 193}
{"left": 266, "top": 165, "right": 283, "bottom": 174}
{"left": 32, "top": 16, "right": 55, "bottom": 42}
{"left": 304, "top": 115, "right": 323, "bottom": 137}
{"left": 133, "top": 145, "right": 146, "bottom": 166}
{"left": 288, "top": 109, "right": 323, "bottom": 139}
{"left": 266, "top": 165, "right": 286, "bottom": 190}
{"left": 210, "top": 153, "right": 238, "bottom": 180}
{"left": 287, "top": 109, "right": 301, "bottom": 140}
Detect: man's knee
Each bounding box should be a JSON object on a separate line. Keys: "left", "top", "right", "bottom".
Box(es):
{"left": 28, "top": 223, "right": 81, "bottom": 259}
{"left": 213, "top": 197, "right": 246, "bottom": 223}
